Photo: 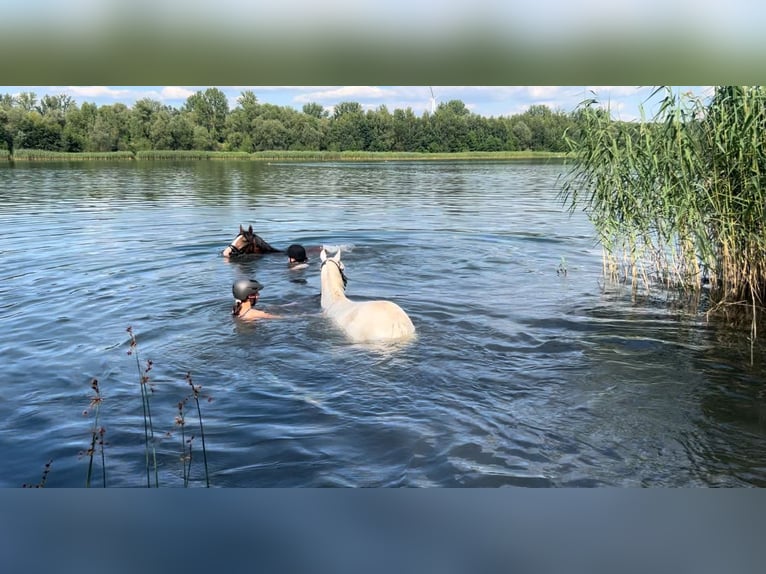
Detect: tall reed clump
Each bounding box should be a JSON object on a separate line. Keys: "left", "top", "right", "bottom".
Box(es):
{"left": 74, "top": 329, "right": 212, "bottom": 487}
{"left": 127, "top": 326, "right": 159, "bottom": 487}
{"left": 561, "top": 86, "right": 766, "bottom": 325}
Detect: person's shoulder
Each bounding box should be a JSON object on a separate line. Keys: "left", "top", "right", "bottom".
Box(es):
{"left": 289, "top": 262, "right": 309, "bottom": 271}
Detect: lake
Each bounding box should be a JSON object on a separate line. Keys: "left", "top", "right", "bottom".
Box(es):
{"left": 1, "top": 159, "right": 765, "bottom": 487}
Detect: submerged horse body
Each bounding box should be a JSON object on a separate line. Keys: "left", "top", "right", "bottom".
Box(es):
{"left": 319, "top": 247, "right": 416, "bottom": 343}
{"left": 222, "top": 225, "right": 282, "bottom": 257}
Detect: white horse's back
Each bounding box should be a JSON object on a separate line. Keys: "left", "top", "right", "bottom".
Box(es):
{"left": 320, "top": 248, "right": 416, "bottom": 344}
{"left": 329, "top": 299, "right": 415, "bottom": 342}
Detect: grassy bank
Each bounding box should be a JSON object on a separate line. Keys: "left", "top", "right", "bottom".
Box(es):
{"left": 10, "top": 149, "right": 135, "bottom": 161}
{"left": 249, "top": 150, "right": 568, "bottom": 162}
{"left": 3, "top": 149, "right": 568, "bottom": 162}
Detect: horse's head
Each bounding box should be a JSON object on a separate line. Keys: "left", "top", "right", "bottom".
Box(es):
{"left": 223, "top": 225, "right": 258, "bottom": 257}
{"left": 223, "top": 225, "right": 282, "bottom": 257}
{"left": 320, "top": 247, "right": 348, "bottom": 294}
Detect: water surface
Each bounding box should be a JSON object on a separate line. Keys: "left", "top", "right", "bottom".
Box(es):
{"left": 1, "top": 159, "right": 765, "bottom": 487}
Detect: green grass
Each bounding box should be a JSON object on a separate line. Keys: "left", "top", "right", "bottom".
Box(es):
{"left": 11, "top": 149, "right": 135, "bottom": 161}
{"left": 135, "top": 150, "right": 252, "bottom": 160}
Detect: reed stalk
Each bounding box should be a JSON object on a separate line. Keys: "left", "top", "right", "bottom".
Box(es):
{"left": 126, "top": 326, "right": 158, "bottom": 487}
{"left": 84, "top": 377, "right": 106, "bottom": 487}
{"left": 185, "top": 372, "right": 210, "bottom": 487}
{"left": 175, "top": 397, "right": 192, "bottom": 487}
{"left": 23, "top": 460, "right": 52, "bottom": 488}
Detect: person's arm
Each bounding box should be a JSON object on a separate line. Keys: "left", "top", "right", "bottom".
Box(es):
{"left": 238, "top": 308, "right": 282, "bottom": 320}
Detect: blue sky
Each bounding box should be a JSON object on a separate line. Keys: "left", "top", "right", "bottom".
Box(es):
{"left": 1, "top": 86, "right": 711, "bottom": 121}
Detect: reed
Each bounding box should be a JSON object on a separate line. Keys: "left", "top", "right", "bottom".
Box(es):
{"left": 173, "top": 372, "right": 211, "bottom": 487}
{"left": 126, "top": 326, "right": 158, "bottom": 487}
{"left": 561, "top": 86, "right": 766, "bottom": 328}
{"left": 175, "top": 395, "right": 192, "bottom": 487}
{"left": 83, "top": 377, "right": 107, "bottom": 487}
{"left": 12, "top": 149, "right": 134, "bottom": 161}
{"left": 22, "top": 327, "right": 215, "bottom": 486}
{"left": 135, "top": 150, "right": 251, "bottom": 160}
{"left": 22, "top": 460, "right": 52, "bottom": 488}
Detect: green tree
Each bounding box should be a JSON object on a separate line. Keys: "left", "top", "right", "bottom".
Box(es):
{"left": 365, "top": 106, "right": 395, "bottom": 151}
{"left": 226, "top": 91, "right": 260, "bottom": 151}
{"left": 37, "top": 94, "right": 75, "bottom": 121}
{"left": 290, "top": 114, "right": 325, "bottom": 150}
{"left": 511, "top": 120, "right": 532, "bottom": 150}
{"left": 302, "top": 102, "right": 328, "bottom": 119}
{"left": 129, "top": 98, "right": 165, "bottom": 150}
{"left": 429, "top": 99, "right": 470, "bottom": 152}
{"left": 184, "top": 88, "right": 229, "bottom": 147}
{"left": 327, "top": 102, "right": 366, "bottom": 150}
{"left": 332, "top": 101, "right": 363, "bottom": 119}
{"left": 252, "top": 117, "right": 289, "bottom": 151}
{"left": 167, "top": 112, "right": 195, "bottom": 150}
{"left": 0, "top": 95, "right": 20, "bottom": 153}
{"left": 64, "top": 102, "right": 98, "bottom": 152}
{"left": 14, "top": 111, "right": 62, "bottom": 150}
{"left": 148, "top": 107, "right": 176, "bottom": 150}
{"left": 89, "top": 104, "right": 131, "bottom": 151}
{"left": 16, "top": 92, "right": 37, "bottom": 113}
{"left": 391, "top": 108, "right": 419, "bottom": 151}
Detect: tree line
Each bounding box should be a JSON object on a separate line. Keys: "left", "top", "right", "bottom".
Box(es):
{"left": 0, "top": 87, "right": 590, "bottom": 155}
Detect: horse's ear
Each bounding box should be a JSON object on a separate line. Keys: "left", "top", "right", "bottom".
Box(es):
{"left": 320, "top": 247, "right": 327, "bottom": 262}
{"left": 332, "top": 248, "right": 342, "bottom": 262}
{"left": 248, "top": 225, "right": 253, "bottom": 233}
{"left": 239, "top": 224, "right": 244, "bottom": 233}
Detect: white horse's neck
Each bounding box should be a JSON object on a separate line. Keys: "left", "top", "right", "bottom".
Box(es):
{"left": 320, "top": 260, "right": 348, "bottom": 309}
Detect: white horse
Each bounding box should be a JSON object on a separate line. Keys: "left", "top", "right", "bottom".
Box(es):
{"left": 319, "top": 247, "right": 416, "bottom": 343}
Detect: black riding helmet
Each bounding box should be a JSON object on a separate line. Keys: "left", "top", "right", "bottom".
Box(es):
{"left": 232, "top": 278, "right": 264, "bottom": 301}
{"left": 287, "top": 244, "right": 307, "bottom": 263}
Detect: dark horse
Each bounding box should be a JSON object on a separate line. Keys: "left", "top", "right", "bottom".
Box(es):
{"left": 222, "top": 225, "right": 282, "bottom": 257}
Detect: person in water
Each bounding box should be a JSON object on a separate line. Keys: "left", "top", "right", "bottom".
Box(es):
{"left": 231, "top": 278, "right": 281, "bottom": 320}
{"left": 287, "top": 244, "right": 309, "bottom": 270}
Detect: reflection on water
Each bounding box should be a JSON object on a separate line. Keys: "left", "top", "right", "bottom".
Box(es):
{"left": 1, "top": 160, "right": 766, "bottom": 487}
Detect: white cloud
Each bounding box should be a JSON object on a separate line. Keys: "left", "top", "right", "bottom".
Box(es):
{"left": 295, "top": 86, "right": 397, "bottom": 104}
{"left": 65, "top": 86, "right": 135, "bottom": 100}
{"left": 159, "top": 87, "right": 196, "bottom": 100}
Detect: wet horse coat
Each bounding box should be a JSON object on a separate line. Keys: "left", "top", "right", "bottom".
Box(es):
{"left": 319, "top": 248, "right": 416, "bottom": 343}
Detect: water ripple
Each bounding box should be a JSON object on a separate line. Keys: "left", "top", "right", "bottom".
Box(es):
{"left": 2, "top": 161, "right": 766, "bottom": 487}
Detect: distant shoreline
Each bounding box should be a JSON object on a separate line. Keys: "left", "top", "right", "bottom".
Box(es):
{"left": 1, "top": 149, "right": 569, "bottom": 162}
